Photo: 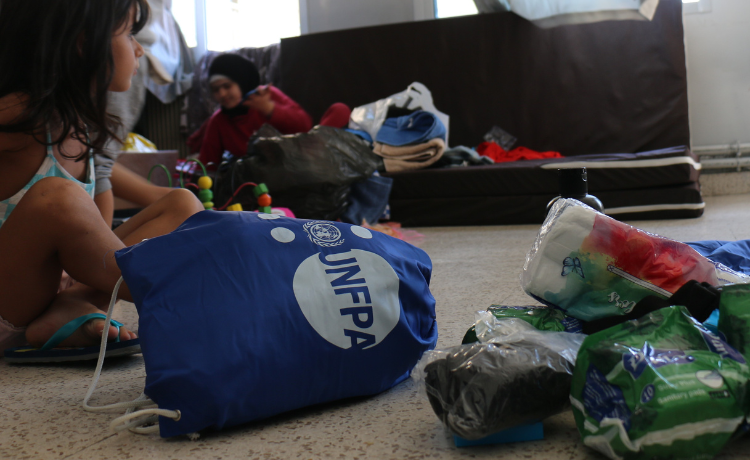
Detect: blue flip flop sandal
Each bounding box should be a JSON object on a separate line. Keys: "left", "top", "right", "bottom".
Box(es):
{"left": 3, "top": 313, "right": 140, "bottom": 364}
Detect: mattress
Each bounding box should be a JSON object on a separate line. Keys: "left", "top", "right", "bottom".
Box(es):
{"left": 385, "top": 146, "right": 703, "bottom": 226}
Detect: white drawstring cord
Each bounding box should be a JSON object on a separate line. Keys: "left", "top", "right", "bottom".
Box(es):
{"left": 82, "top": 276, "right": 181, "bottom": 434}
{"left": 110, "top": 408, "right": 181, "bottom": 434}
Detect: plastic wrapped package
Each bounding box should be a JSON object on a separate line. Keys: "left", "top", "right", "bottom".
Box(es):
{"left": 414, "top": 314, "right": 585, "bottom": 440}
{"left": 214, "top": 125, "right": 382, "bottom": 221}
{"left": 461, "top": 305, "right": 583, "bottom": 344}
{"left": 719, "top": 283, "right": 750, "bottom": 359}
{"left": 571, "top": 305, "right": 749, "bottom": 460}
{"left": 521, "top": 199, "right": 750, "bottom": 322}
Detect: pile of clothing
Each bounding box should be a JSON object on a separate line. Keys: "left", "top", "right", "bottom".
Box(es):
{"left": 371, "top": 110, "right": 447, "bottom": 172}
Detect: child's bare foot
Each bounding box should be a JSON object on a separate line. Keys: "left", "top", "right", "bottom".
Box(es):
{"left": 25, "top": 284, "right": 136, "bottom": 348}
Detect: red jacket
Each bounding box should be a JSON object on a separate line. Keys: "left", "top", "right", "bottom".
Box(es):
{"left": 198, "top": 86, "right": 312, "bottom": 167}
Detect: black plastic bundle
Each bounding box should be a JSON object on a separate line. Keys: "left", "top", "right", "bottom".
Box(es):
{"left": 214, "top": 125, "right": 382, "bottom": 221}
{"left": 423, "top": 341, "right": 574, "bottom": 440}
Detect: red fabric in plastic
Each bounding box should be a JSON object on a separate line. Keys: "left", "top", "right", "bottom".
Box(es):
{"left": 477, "top": 142, "right": 563, "bottom": 163}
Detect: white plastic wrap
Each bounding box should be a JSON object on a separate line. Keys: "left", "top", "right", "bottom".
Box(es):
{"left": 348, "top": 82, "right": 450, "bottom": 146}
{"left": 413, "top": 314, "right": 585, "bottom": 440}
{"left": 521, "top": 199, "right": 750, "bottom": 322}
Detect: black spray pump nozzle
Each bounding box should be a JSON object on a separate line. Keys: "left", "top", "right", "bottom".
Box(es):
{"left": 547, "top": 167, "right": 604, "bottom": 213}
{"left": 559, "top": 168, "right": 588, "bottom": 198}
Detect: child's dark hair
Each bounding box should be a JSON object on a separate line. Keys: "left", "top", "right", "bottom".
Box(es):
{"left": 0, "top": 0, "right": 150, "bottom": 158}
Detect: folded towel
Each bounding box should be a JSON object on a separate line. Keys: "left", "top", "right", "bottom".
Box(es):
{"left": 373, "top": 138, "right": 445, "bottom": 172}
{"left": 521, "top": 199, "right": 750, "bottom": 321}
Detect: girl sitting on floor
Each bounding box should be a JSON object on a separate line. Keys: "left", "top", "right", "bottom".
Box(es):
{"left": 197, "top": 53, "right": 313, "bottom": 167}
{"left": 0, "top": 0, "right": 204, "bottom": 352}
{"left": 195, "top": 53, "right": 351, "bottom": 168}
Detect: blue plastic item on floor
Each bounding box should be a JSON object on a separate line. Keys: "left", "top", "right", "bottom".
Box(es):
{"left": 453, "top": 422, "right": 544, "bottom": 447}
{"left": 703, "top": 309, "right": 720, "bottom": 335}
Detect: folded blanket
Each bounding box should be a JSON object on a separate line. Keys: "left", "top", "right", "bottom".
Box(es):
{"left": 373, "top": 138, "right": 445, "bottom": 172}
{"left": 521, "top": 199, "right": 750, "bottom": 321}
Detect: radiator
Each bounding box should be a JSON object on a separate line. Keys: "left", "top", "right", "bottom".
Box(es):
{"left": 135, "top": 92, "right": 189, "bottom": 158}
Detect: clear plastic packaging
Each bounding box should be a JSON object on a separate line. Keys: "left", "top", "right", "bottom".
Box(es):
{"left": 521, "top": 198, "right": 750, "bottom": 322}
{"left": 482, "top": 125, "right": 517, "bottom": 151}
{"left": 413, "top": 313, "right": 585, "bottom": 440}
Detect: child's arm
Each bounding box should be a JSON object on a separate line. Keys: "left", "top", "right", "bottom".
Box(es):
{"left": 94, "top": 189, "right": 114, "bottom": 228}
{"left": 248, "top": 86, "right": 313, "bottom": 135}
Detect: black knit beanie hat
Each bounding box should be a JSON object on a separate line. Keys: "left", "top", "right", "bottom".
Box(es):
{"left": 208, "top": 53, "right": 260, "bottom": 95}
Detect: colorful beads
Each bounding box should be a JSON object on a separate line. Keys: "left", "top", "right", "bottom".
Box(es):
{"left": 253, "top": 183, "right": 271, "bottom": 213}
{"left": 197, "top": 174, "right": 214, "bottom": 209}
{"left": 197, "top": 175, "right": 213, "bottom": 190}
{"left": 253, "top": 183, "right": 269, "bottom": 197}
{"left": 257, "top": 193, "right": 271, "bottom": 207}
{"left": 227, "top": 203, "right": 243, "bottom": 212}
{"left": 198, "top": 188, "right": 213, "bottom": 203}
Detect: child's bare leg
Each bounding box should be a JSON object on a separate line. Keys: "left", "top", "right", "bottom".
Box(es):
{"left": 26, "top": 189, "right": 202, "bottom": 348}
{"left": 25, "top": 283, "right": 138, "bottom": 348}
{"left": 110, "top": 162, "right": 172, "bottom": 209}
{"left": 0, "top": 178, "right": 202, "bottom": 348}
{"left": 0, "top": 177, "right": 134, "bottom": 346}
{"left": 113, "top": 188, "right": 204, "bottom": 246}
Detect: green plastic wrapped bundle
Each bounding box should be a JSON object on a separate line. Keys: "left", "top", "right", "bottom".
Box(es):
{"left": 462, "top": 305, "right": 582, "bottom": 344}
{"left": 571, "top": 306, "right": 749, "bottom": 460}
{"left": 718, "top": 283, "right": 750, "bottom": 358}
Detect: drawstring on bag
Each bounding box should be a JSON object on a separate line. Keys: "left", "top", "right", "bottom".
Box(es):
{"left": 81, "top": 277, "right": 184, "bottom": 436}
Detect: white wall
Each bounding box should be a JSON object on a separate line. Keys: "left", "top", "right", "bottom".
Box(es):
{"left": 684, "top": 0, "right": 750, "bottom": 146}
{"left": 299, "top": 0, "right": 434, "bottom": 35}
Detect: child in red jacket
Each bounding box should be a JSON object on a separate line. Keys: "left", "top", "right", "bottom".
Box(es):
{"left": 198, "top": 53, "right": 313, "bottom": 167}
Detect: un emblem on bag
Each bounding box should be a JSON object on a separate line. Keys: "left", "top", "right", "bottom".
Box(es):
{"left": 303, "top": 221, "right": 344, "bottom": 247}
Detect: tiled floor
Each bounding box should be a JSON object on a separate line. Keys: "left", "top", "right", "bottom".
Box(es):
{"left": 3, "top": 194, "right": 750, "bottom": 459}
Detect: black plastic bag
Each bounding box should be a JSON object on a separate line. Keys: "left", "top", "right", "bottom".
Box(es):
{"left": 215, "top": 125, "right": 382, "bottom": 220}
{"left": 413, "top": 315, "right": 584, "bottom": 440}
{"left": 421, "top": 343, "right": 573, "bottom": 440}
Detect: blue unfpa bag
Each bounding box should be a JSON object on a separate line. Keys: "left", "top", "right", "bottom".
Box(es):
{"left": 113, "top": 211, "right": 437, "bottom": 438}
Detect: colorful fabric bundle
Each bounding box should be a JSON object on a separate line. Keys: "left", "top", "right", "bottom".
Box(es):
{"left": 521, "top": 199, "right": 749, "bottom": 321}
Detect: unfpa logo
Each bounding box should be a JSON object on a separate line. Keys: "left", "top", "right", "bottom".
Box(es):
{"left": 303, "top": 221, "right": 344, "bottom": 248}
{"left": 293, "top": 250, "right": 400, "bottom": 350}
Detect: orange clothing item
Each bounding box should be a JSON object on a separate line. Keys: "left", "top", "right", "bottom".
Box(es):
{"left": 477, "top": 141, "right": 563, "bottom": 163}
{"left": 198, "top": 86, "right": 313, "bottom": 167}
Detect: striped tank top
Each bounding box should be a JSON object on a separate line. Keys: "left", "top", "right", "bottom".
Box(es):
{"left": 0, "top": 132, "right": 96, "bottom": 229}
